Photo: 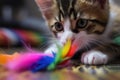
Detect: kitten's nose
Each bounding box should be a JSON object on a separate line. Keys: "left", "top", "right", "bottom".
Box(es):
{"left": 71, "top": 29, "right": 79, "bottom": 33}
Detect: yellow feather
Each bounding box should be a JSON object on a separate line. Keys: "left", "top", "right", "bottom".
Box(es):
{"left": 61, "top": 39, "right": 71, "bottom": 58}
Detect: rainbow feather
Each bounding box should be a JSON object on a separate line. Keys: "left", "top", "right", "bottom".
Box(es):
{"left": 0, "top": 39, "right": 78, "bottom": 72}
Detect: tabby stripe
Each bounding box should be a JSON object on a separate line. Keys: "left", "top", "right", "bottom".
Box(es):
{"left": 71, "top": 0, "right": 77, "bottom": 7}
{"left": 56, "top": 0, "right": 64, "bottom": 21}
{"left": 89, "top": 19, "right": 107, "bottom": 26}
{"left": 69, "top": 0, "right": 77, "bottom": 20}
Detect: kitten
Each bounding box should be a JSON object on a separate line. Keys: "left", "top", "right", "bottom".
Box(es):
{"left": 35, "top": 0, "right": 120, "bottom": 65}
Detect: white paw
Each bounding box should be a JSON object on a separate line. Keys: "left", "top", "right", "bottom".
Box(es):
{"left": 81, "top": 50, "right": 108, "bottom": 65}
{"left": 44, "top": 44, "right": 58, "bottom": 55}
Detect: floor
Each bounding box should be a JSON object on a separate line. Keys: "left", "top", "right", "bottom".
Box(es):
{"left": 0, "top": 48, "right": 120, "bottom": 80}
{"left": 0, "top": 64, "right": 120, "bottom": 80}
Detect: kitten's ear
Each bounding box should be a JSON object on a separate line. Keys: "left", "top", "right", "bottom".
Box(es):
{"left": 35, "top": 0, "right": 57, "bottom": 20}
{"left": 94, "top": 0, "right": 109, "bottom": 9}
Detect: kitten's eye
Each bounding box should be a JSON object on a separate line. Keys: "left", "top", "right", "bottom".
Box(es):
{"left": 76, "top": 19, "right": 88, "bottom": 28}
{"left": 54, "top": 22, "right": 63, "bottom": 31}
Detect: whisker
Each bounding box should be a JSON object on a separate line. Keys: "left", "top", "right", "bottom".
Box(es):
{"left": 89, "top": 38, "right": 106, "bottom": 48}
{"left": 38, "top": 37, "right": 59, "bottom": 51}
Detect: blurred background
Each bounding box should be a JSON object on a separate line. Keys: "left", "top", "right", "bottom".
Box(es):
{"left": 0, "top": 0, "right": 50, "bottom": 32}
{"left": 0, "top": 0, "right": 53, "bottom": 53}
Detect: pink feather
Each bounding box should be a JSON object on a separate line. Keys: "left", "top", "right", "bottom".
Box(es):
{"left": 6, "top": 51, "right": 53, "bottom": 72}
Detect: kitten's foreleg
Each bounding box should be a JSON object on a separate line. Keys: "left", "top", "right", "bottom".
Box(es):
{"left": 81, "top": 43, "right": 120, "bottom": 65}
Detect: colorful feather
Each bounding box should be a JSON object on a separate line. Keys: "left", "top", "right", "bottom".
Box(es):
{"left": 7, "top": 51, "right": 53, "bottom": 72}
{"left": 0, "top": 53, "right": 19, "bottom": 65}
{"left": 0, "top": 39, "right": 78, "bottom": 72}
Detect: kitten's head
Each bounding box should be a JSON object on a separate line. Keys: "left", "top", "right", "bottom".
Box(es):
{"left": 35, "top": 0, "right": 109, "bottom": 49}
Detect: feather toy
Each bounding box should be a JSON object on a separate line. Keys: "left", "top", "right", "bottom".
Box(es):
{"left": 0, "top": 39, "right": 78, "bottom": 72}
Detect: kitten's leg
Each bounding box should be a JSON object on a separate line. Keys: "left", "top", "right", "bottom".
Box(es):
{"left": 81, "top": 50, "right": 108, "bottom": 64}
{"left": 81, "top": 43, "right": 120, "bottom": 65}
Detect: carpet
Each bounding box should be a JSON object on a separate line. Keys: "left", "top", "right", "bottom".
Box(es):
{"left": 0, "top": 64, "right": 120, "bottom": 80}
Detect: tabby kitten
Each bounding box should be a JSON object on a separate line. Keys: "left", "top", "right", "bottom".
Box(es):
{"left": 35, "top": 0, "right": 120, "bottom": 65}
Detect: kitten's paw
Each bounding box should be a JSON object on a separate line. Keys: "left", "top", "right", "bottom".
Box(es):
{"left": 44, "top": 44, "right": 58, "bottom": 55}
{"left": 81, "top": 50, "right": 108, "bottom": 65}
{"left": 45, "top": 47, "right": 57, "bottom": 54}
